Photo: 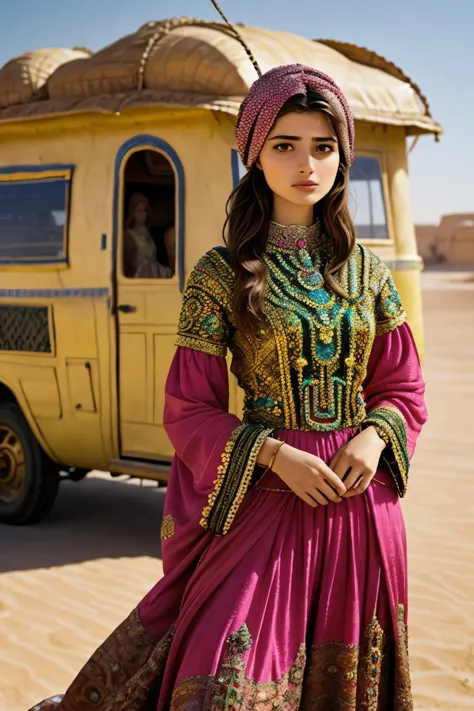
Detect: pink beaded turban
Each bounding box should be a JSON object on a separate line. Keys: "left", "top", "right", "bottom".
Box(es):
{"left": 236, "top": 63, "right": 355, "bottom": 169}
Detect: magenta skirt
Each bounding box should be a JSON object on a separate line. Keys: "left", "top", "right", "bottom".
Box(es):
{"left": 136, "top": 427, "right": 412, "bottom": 709}
{"left": 30, "top": 428, "right": 412, "bottom": 711}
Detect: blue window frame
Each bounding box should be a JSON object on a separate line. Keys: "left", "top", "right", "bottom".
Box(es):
{"left": 113, "top": 136, "right": 185, "bottom": 292}
{"left": 0, "top": 166, "right": 73, "bottom": 264}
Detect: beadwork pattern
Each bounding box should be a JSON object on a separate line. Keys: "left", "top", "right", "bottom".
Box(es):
{"left": 160, "top": 513, "right": 176, "bottom": 541}
{"left": 361, "top": 404, "right": 409, "bottom": 495}
{"left": 175, "top": 232, "right": 408, "bottom": 502}
{"left": 266, "top": 219, "right": 323, "bottom": 252}
{"left": 31, "top": 605, "right": 412, "bottom": 709}
{"left": 168, "top": 607, "right": 413, "bottom": 710}
{"left": 175, "top": 253, "right": 232, "bottom": 358}
{"left": 200, "top": 422, "right": 273, "bottom": 535}
{"left": 395, "top": 603, "right": 413, "bottom": 707}
{"left": 34, "top": 609, "right": 175, "bottom": 711}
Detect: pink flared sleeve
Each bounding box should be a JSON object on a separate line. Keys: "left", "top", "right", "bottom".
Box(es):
{"left": 361, "top": 321, "right": 428, "bottom": 496}
{"left": 164, "top": 346, "right": 240, "bottom": 497}
{"left": 164, "top": 250, "right": 273, "bottom": 537}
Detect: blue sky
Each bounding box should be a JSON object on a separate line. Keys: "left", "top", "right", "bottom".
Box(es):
{"left": 0, "top": 0, "right": 472, "bottom": 224}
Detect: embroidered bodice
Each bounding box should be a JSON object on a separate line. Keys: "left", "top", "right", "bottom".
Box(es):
{"left": 175, "top": 226, "right": 405, "bottom": 433}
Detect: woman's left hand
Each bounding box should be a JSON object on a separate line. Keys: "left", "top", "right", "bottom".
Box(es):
{"left": 329, "top": 426, "right": 386, "bottom": 498}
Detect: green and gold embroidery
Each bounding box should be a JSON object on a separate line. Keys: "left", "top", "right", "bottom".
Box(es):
{"left": 200, "top": 422, "right": 273, "bottom": 535}
{"left": 178, "top": 239, "right": 409, "bottom": 511}
{"left": 169, "top": 609, "right": 413, "bottom": 710}
{"left": 363, "top": 615, "right": 385, "bottom": 709}
{"left": 172, "top": 624, "right": 306, "bottom": 710}
{"left": 362, "top": 404, "right": 409, "bottom": 495}
{"left": 373, "top": 261, "right": 407, "bottom": 336}
{"left": 176, "top": 243, "right": 404, "bottom": 436}
{"left": 175, "top": 249, "right": 233, "bottom": 358}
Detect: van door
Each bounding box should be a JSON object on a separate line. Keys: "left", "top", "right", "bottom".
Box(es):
{"left": 115, "top": 144, "right": 183, "bottom": 462}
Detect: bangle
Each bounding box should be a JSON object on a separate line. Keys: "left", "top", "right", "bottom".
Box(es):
{"left": 263, "top": 440, "right": 285, "bottom": 475}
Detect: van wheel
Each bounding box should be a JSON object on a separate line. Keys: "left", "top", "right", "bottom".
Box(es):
{"left": 0, "top": 403, "right": 60, "bottom": 525}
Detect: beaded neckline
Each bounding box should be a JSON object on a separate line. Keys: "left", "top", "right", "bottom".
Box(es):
{"left": 267, "top": 219, "right": 323, "bottom": 252}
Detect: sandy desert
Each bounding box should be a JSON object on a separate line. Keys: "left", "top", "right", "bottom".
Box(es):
{"left": 0, "top": 269, "right": 473, "bottom": 711}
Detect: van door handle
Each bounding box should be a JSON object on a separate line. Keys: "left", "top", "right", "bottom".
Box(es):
{"left": 117, "top": 304, "right": 137, "bottom": 313}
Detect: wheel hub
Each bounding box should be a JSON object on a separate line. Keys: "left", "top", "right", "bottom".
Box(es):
{"left": 0, "top": 425, "right": 26, "bottom": 503}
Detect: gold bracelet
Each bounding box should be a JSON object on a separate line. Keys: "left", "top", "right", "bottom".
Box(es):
{"left": 263, "top": 440, "right": 285, "bottom": 475}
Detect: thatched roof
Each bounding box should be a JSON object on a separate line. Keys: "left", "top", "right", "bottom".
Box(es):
{"left": 0, "top": 17, "right": 442, "bottom": 135}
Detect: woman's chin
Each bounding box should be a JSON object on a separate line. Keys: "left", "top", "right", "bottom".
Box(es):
{"left": 285, "top": 192, "right": 323, "bottom": 207}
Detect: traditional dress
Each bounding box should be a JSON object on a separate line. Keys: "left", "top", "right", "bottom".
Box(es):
{"left": 31, "top": 220, "right": 427, "bottom": 711}
{"left": 124, "top": 227, "right": 173, "bottom": 279}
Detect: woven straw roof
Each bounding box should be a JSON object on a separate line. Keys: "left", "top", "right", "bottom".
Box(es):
{"left": 0, "top": 17, "right": 442, "bottom": 136}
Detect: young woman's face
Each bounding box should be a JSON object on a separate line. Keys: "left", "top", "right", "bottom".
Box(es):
{"left": 258, "top": 111, "right": 340, "bottom": 212}
{"left": 133, "top": 201, "right": 148, "bottom": 226}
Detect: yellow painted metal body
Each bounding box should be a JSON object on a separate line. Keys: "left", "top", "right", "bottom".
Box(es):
{"left": 0, "top": 107, "right": 423, "bottom": 473}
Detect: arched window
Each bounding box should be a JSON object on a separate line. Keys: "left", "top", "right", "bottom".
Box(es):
{"left": 122, "top": 150, "right": 176, "bottom": 279}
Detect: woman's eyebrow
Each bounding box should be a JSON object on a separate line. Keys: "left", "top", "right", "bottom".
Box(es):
{"left": 268, "top": 135, "right": 338, "bottom": 142}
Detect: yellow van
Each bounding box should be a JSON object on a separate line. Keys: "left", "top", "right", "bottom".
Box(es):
{"left": 0, "top": 19, "right": 441, "bottom": 523}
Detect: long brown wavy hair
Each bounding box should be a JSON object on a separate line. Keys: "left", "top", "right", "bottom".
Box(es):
{"left": 224, "top": 91, "right": 357, "bottom": 335}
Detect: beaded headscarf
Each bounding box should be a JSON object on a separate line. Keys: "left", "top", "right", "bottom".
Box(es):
{"left": 236, "top": 65, "right": 355, "bottom": 169}
{"left": 209, "top": 1, "right": 355, "bottom": 170}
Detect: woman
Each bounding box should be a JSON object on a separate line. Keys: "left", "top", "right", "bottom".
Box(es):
{"left": 31, "top": 64, "right": 426, "bottom": 711}
{"left": 124, "top": 193, "right": 173, "bottom": 279}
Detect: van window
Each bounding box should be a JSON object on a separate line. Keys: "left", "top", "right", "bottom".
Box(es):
{"left": 349, "top": 157, "right": 389, "bottom": 240}
{"left": 122, "top": 150, "right": 176, "bottom": 280}
{"left": 0, "top": 172, "right": 71, "bottom": 263}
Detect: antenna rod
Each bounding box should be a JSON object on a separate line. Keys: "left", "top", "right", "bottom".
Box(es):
{"left": 209, "top": 0, "right": 262, "bottom": 78}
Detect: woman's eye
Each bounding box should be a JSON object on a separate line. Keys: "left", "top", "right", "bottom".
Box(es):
{"left": 274, "top": 143, "right": 293, "bottom": 152}
{"left": 316, "top": 144, "right": 334, "bottom": 153}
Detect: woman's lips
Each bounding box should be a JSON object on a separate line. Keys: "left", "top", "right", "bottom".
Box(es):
{"left": 293, "top": 182, "right": 318, "bottom": 192}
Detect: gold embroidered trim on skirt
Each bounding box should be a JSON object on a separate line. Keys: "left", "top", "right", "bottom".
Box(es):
{"left": 168, "top": 606, "right": 413, "bottom": 710}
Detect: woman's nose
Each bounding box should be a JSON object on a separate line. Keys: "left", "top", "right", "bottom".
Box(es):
{"left": 298, "top": 155, "right": 315, "bottom": 174}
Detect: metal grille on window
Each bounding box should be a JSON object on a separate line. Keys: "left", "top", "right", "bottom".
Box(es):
{"left": 0, "top": 306, "right": 51, "bottom": 353}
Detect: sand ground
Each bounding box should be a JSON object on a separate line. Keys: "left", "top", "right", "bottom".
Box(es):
{"left": 0, "top": 270, "right": 473, "bottom": 710}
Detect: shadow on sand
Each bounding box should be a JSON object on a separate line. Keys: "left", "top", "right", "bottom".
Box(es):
{"left": 0, "top": 475, "right": 166, "bottom": 573}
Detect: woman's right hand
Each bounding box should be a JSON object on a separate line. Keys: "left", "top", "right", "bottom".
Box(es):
{"left": 272, "top": 443, "right": 346, "bottom": 507}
